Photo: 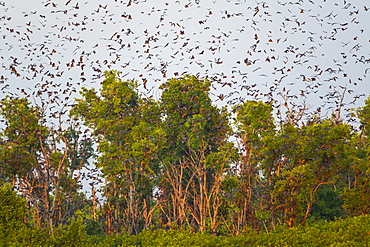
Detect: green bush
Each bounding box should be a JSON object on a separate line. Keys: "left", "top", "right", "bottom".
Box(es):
{"left": 1, "top": 190, "right": 369, "bottom": 247}
{"left": 118, "top": 215, "right": 370, "bottom": 247}
{"left": 52, "top": 216, "right": 89, "bottom": 247}
{"left": 0, "top": 183, "right": 33, "bottom": 246}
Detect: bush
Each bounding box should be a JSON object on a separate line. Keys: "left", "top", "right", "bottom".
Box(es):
{"left": 0, "top": 183, "right": 31, "bottom": 245}
{"left": 52, "top": 216, "right": 88, "bottom": 247}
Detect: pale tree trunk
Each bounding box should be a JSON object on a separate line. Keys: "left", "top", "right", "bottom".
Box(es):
{"left": 162, "top": 161, "right": 192, "bottom": 229}
{"left": 185, "top": 147, "right": 229, "bottom": 233}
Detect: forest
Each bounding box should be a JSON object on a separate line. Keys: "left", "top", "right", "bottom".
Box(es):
{"left": 1, "top": 71, "right": 370, "bottom": 246}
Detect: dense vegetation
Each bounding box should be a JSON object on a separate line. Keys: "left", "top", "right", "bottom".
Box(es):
{"left": 1, "top": 71, "right": 370, "bottom": 245}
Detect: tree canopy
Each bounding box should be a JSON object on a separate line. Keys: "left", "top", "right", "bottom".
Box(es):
{"left": 0, "top": 72, "right": 369, "bottom": 243}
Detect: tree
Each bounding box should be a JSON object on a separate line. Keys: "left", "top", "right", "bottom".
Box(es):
{"left": 232, "top": 99, "right": 355, "bottom": 229}
{"left": 72, "top": 70, "right": 165, "bottom": 234}
{"left": 231, "top": 100, "right": 277, "bottom": 232}
{"left": 0, "top": 96, "right": 92, "bottom": 233}
{"left": 158, "top": 75, "right": 236, "bottom": 233}
{"left": 0, "top": 97, "right": 47, "bottom": 185}
{"left": 270, "top": 119, "right": 353, "bottom": 227}
{"left": 341, "top": 96, "right": 370, "bottom": 216}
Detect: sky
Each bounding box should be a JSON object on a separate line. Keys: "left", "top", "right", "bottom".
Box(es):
{"left": 0, "top": 0, "right": 369, "bottom": 196}
{"left": 0, "top": 0, "right": 369, "bottom": 121}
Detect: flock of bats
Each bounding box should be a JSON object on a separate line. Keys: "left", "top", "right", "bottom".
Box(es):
{"left": 0, "top": 0, "right": 369, "bottom": 191}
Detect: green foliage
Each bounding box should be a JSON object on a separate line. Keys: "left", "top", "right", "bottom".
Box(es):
{"left": 160, "top": 74, "right": 232, "bottom": 156}
{"left": 358, "top": 95, "right": 370, "bottom": 138}
{"left": 266, "top": 120, "right": 353, "bottom": 226}
{"left": 72, "top": 70, "right": 165, "bottom": 234}
{"left": 52, "top": 216, "right": 88, "bottom": 247}
{"left": 82, "top": 215, "right": 370, "bottom": 246}
{"left": 0, "top": 183, "right": 50, "bottom": 246}
{"left": 0, "top": 183, "right": 28, "bottom": 235}
{"left": 310, "top": 184, "right": 345, "bottom": 221}
{"left": 1, "top": 72, "right": 370, "bottom": 240}
{"left": 234, "top": 100, "right": 275, "bottom": 139}
{"left": 1, "top": 213, "right": 369, "bottom": 246}
{"left": 0, "top": 96, "right": 94, "bottom": 232}
{"left": 0, "top": 97, "right": 48, "bottom": 180}
{"left": 75, "top": 206, "right": 105, "bottom": 236}
{"left": 131, "top": 215, "right": 370, "bottom": 246}
{"left": 158, "top": 74, "right": 236, "bottom": 232}
{"left": 342, "top": 182, "right": 370, "bottom": 216}
{"left": 341, "top": 95, "right": 370, "bottom": 216}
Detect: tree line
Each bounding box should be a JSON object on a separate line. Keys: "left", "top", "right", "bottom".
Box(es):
{"left": 0, "top": 70, "right": 369, "bottom": 236}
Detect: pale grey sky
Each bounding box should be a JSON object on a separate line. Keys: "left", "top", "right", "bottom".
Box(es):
{"left": 1, "top": 0, "right": 369, "bottom": 119}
